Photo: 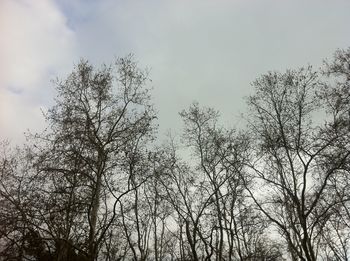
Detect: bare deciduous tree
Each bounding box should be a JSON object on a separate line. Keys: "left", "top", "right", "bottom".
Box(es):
{"left": 246, "top": 56, "right": 350, "bottom": 260}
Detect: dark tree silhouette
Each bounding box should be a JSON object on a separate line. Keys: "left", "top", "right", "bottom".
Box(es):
{"left": 1, "top": 48, "right": 350, "bottom": 260}
{"left": 245, "top": 50, "right": 350, "bottom": 260}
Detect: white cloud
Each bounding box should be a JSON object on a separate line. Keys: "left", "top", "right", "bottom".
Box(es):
{"left": 0, "top": 89, "right": 44, "bottom": 142}
{"left": 0, "top": 0, "right": 76, "bottom": 143}
{"left": 1, "top": 0, "right": 349, "bottom": 143}
{"left": 69, "top": 0, "right": 350, "bottom": 134}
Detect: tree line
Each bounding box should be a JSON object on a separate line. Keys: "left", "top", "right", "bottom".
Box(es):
{"left": 0, "top": 48, "right": 350, "bottom": 260}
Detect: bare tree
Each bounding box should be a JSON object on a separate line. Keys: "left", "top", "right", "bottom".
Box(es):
{"left": 146, "top": 104, "right": 281, "bottom": 261}
{"left": 2, "top": 48, "right": 350, "bottom": 261}
{"left": 24, "top": 55, "right": 156, "bottom": 260}
{"left": 316, "top": 47, "right": 350, "bottom": 261}
{"left": 246, "top": 60, "right": 350, "bottom": 260}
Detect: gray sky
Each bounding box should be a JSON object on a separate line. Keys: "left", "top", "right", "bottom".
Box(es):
{"left": 1, "top": 0, "right": 349, "bottom": 143}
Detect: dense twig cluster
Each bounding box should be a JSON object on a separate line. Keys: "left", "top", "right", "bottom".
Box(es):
{"left": 0, "top": 49, "right": 349, "bottom": 260}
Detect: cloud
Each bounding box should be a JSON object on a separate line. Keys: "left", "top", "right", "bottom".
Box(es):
{"left": 0, "top": 0, "right": 76, "bottom": 143}
{"left": 1, "top": 0, "right": 349, "bottom": 143}
{"left": 0, "top": 89, "right": 43, "bottom": 141}
{"left": 66, "top": 0, "right": 350, "bottom": 133}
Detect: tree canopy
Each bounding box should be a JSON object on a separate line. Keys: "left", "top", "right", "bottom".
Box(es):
{"left": 1, "top": 48, "right": 350, "bottom": 260}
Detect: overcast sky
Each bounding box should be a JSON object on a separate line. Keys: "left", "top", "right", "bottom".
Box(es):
{"left": 1, "top": 0, "right": 350, "bottom": 143}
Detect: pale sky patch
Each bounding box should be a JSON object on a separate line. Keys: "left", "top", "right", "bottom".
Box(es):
{"left": 0, "top": 0, "right": 76, "bottom": 143}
